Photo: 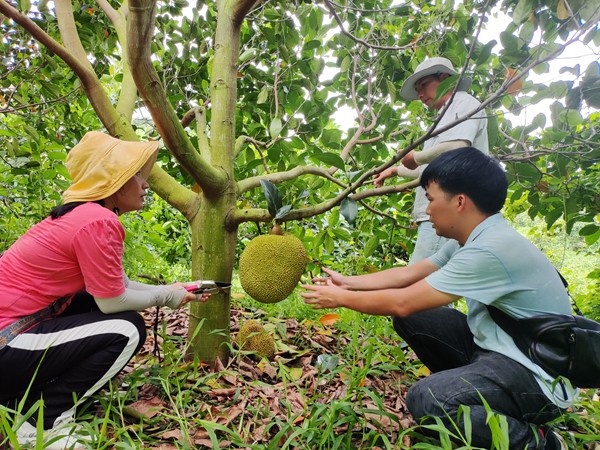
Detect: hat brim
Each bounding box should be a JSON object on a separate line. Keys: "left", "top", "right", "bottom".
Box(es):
{"left": 400, "top": 64, "right": 472, "bottom": 101}
{"left": 62, "top": 134, "right": 159, "bottom": 204}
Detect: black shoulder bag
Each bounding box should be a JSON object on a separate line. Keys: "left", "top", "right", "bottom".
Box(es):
{"left": 486, "top": 273, "right": 600, "bottom": 388}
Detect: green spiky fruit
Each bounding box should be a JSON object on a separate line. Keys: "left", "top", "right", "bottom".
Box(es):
{"left": 239, "top": 233, "right": 307, "bottom": 303}
{"left": 236, "top": 320, "right": 276, "bottom": 359}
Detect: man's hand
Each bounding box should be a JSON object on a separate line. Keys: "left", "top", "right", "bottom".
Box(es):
{"left": 401, "top": 150, "right": 418, "bottom": 170}
{"left": 301, "top": 279, "right": 346, "bottom": 309}
{"left": 373, "top": 166, "right": 397, "bottom": 188}
{"left": 312, "top": 267, "right": 348, "bottom": 288}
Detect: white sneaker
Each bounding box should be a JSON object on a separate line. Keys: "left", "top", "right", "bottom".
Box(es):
{"left": 15, "top": 419, "right": 91, "bottom": 449}
{"left": 548, "top": 429, "right": 568, "bottom": 450}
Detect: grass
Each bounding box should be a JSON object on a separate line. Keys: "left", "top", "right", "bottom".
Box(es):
{"left": 1, "top": 291, "right": 598, "bottom": 449}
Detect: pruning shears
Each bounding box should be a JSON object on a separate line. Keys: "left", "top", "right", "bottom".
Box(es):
{"left": 184, "top": 280, "right": 232, "bottom": 294}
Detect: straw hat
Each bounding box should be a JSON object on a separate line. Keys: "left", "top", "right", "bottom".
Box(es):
{"left": 62, "top": 131, "right": 158, "bottom": 203}
{"left": 399, "top": 57, "right": 472, "bottom": 101}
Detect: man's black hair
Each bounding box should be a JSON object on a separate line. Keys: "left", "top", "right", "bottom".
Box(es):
{"left": 420, "top": 147, "right": 508, "bottom": 214}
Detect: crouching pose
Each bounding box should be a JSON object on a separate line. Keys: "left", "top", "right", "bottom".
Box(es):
{"left": 302, "top": 148, "right": 574, "bottom": 450}
{"left": 0, "top": 131, "right": 207, "bottom": 449}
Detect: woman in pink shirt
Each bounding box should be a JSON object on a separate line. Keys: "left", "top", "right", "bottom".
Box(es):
{"left": 0, "top": 131, "right": 206, "bottom": 449}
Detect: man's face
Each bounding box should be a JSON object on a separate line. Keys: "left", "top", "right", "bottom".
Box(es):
{"left": 425, "top": 181, "right": 458, "bottom": 238}
{"left": 414, "top": 74, "right": 448, "bottom": 110}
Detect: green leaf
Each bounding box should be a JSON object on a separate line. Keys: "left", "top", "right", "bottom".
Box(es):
{"left": 435, "top": 74, "right": 459, "bottom": 100}
{"left": 312, "top": 152, "right": 345, "bottom": 170}
{"left": 321, "top": 128, "right": 342, "bottom": 148}
{"left": 239, "top": 47, "right": 255, "bottom": 62}
{"left": 386, "top": 79, "right": 396, "bottom": 103}
{"left": 257, "top": 88, "right": 269, "bottom": 104}
{"left": 331, "top": 228, "right": 352, "bottom": 240}
{"left": 579, "top": 224, "right": 599, "bottom": 236}
{"left": 476, "top": 41, "right": 496, "bottom": 65}
{"left": 340, "top": 56, "right": 351, "bottom": 73}
{"left": 487, "top": 114, "right": 499, "bottom": 149}
{"left": 340, "top": 198, "right": 358, "bottom": 225}
{"left": 269, "top": 118, "right": 283, "bottom": 138}
{"left": 512, "top": 0, "right": 533, "bottom": 24}
{"left": 583, "top": 228, "right": 600, "bottom": 246}
{"left": 364, "top": 236, "right": 379, "bottom": 258}
{"left": 275, "top": 205, "right": 292, "bottom": 220}
{"left": 259, "top": 179, "right": 283, "bottom": 218}
{"left": 500, "top": 32, "right": 520, "bottom": 52}
{"left": 560, "top": 110, "right": 583, "bottom": 125}
{"left": 519, "top": 21, "right": 534, "bottom": 43}
{"left": 19, "top": 0, "right": 31, "bottom": 12}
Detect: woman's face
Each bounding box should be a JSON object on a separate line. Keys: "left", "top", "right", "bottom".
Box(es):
{"left": 113, "top": 172, "right": 149, "bottom": 214}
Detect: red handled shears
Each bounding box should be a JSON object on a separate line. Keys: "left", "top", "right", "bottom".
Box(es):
{"left": 184, "top": 280, "right": 232, "bottom": 294}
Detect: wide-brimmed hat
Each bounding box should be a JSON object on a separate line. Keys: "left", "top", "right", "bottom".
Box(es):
{"left": 62, "top": 131, "right": 159, "bottom": 203}
{"left": 399, "top": 57, "right": 472, "bottom": 101}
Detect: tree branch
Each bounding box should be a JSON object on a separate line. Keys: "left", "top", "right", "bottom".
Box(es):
{"left": 329, "top": 53, "right": 379, "bottom": 175}
{"left": 229, "top": 178, "right": 419, "bottom": 226}
{"left": 230, "top": 0, "right": 261, "bottom": 27}
{"left": 323, "top": 0, "right": 426, "bottom": 51}
{"left": 195, "top": 107, "right": 211, "bottom": 162}
{"left": 95, "top": 0, "right": 138, "bottom": 121}
{"left": 128, "top": 0, "right": 227, "bottom": 197}
{"left": 0, "top": 0, "right": 135, "bottom": 138}
{"left": 147, "top": 165, "right": 200, "bottom": 221}
{"left": 54, "top": 0, "right": 94, "bottom": 72}
{"left": 236, "top": 164, "right": 344, "bottom": 194}
{"left": 0, "top": 87, "right": 80, "bottom": 113}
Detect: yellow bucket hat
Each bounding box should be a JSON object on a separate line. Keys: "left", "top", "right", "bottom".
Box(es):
{"left": 63, "top": 131, "right": 159, "bottom": 203}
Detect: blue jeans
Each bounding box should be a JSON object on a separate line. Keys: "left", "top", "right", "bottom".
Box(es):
{"left": 393, "top": 308, "right": 561, "bottom": 449}
{"left": 409, "top": 221, "right": 449, "bottom": 265}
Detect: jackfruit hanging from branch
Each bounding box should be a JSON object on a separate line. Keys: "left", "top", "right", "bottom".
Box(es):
{"left": 238, "top": 180, "right": 308, "bottom": 304}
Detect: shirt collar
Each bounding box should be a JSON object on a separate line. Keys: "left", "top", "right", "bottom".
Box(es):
{"left": 465, "top": 213, "right": 505, "bottom": 245}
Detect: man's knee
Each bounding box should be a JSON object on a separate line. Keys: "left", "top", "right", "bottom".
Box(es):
{"left": 392, "top": 316, "right": 409, "bottom": 339}
{"left": 406, "top": 377, "right": 450, "bottom": 420}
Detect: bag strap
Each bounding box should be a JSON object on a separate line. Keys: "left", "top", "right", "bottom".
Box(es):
{"left": 486, "top": 304, "right": 522, "bottom": 337}
{"left": 0, "top": 295, "right": 71, "bottom": 350}
{"left": 555, "top": 269, "right": 584, "bottom": 316}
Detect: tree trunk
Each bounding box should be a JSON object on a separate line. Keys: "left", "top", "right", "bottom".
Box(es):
{"left": 187, "top": 0, "right": 241, "bottom": 364}
{"left": 187, "top": 197, "right": 237, "bottom": 364}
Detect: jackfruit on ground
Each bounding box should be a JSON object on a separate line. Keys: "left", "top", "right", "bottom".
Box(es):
{"left": 236, "top": 320, "right": 276, "bottom": 359}
{"left": 239, "top": 233, "right": 307, "bottom": 303}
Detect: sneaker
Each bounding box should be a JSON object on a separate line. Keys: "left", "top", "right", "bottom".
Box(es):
{"left": 544, "top": 429, "right": 568, "bottom": 450}
{"left": 15, "top": 419, "right": 91, "bottom": 449}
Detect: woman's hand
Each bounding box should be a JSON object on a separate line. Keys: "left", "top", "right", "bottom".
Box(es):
{"left": 179, "top": 290, "right": 211, "bottom": 307}
{"left": 373, "top": 166, "right": 397, "bottom": 188}
{"left": 169, "top": 283, "right": 211, "bottom": 308}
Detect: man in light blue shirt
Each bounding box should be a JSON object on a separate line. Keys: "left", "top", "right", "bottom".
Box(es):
{"left": 302, "top": 148, "right": 572, "bottom": 450}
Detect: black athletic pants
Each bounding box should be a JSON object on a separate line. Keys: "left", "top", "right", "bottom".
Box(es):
{"left": 0, "top": 293, "right": 146, "bottom": 430}
{"left": 393, "top": 308, "right": 562, "bottom": 449}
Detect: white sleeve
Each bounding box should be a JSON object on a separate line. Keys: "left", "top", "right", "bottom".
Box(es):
{"left": 432, "top": 93, "right": 485, "bottom": 147}
{"left": 94, "top": 285, "right": 186, "bottom": 313}
{"left": 123, "top": 272, "right": 157, "bottom": 291}
{"left": 413, "top": 140, "right": 470, "bottom": 165}
{"left": 396, "top": 166, "right": 421, "bottom": 178}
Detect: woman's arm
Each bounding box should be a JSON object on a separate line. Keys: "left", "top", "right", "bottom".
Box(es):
{"left": 94, "top": 285, "right": 190, "bottom": 313}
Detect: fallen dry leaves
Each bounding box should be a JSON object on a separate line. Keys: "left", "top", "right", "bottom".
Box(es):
{"left": 109, "top": 306, "right": 416, "bottom": 448}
